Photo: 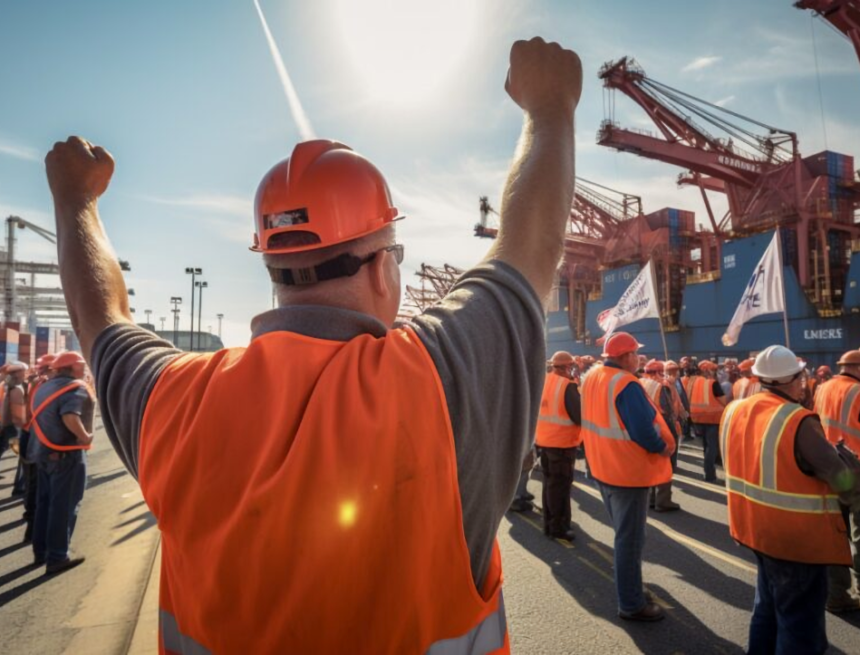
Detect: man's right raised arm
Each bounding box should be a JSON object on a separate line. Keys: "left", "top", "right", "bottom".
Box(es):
{"left": 485, "top": 37, "right": 582, "bottom": 303}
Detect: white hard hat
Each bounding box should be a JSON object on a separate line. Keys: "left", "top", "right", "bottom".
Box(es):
{"left": 752, "top": 345, "right": 805, "bottom": 384}
{"left": 5, "top": 361, "right": 27, "bottom": 373}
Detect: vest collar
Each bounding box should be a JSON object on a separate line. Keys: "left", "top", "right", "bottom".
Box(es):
{"left": 838, "top": 372, "right": 860, "bottom": 383}
{"left": 250, "top": 305, "right": 389, "bottom": 343}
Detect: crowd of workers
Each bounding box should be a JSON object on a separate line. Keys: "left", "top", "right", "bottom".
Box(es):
{"left": 525, "top": 335, "right": 860, "bottom": 651}
{"left": 23, "top": 33, "right": 860, "bottom": 654}
{"left": 0, "top": 352, "right": 95, "bottom": 576}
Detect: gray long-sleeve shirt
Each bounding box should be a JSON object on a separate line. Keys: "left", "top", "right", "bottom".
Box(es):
{"left": 92, "top": 260, "right": 545, "bottom": 589}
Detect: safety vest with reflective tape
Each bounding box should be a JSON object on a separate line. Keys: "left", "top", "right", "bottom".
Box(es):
{"left": 535, "top": 372, "right": 581, "bottom": 448}
{"left": 732, "top": 378, "right": 748, "bottom": 401}
{"left": 640, "top": 377, "right": 663, "bottom": 406}
{"left": 31, "top": 380, "right": 91, "bottom": 452}
{"left": 580, "top": 365, "right": 672, "bottom": 487}
{"left": 138, "top": 327, "right": 509, "bottom": 655}
{"left": 682, "top": 375, "right": 696, "bottom": 399}
{"left": 814, "top": 375, "right": 860, "bottom": 451}
{"left": 719, "top": 392, "right": 850, "bottom": 565}
{"left": 690, "top": 376, "right": 724, "bottom": 424}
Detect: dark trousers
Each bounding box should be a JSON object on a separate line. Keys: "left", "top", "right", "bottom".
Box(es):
{"left": 33, "top": 451, "right": 87, "bottom": 564}
{"left": 697, "top": 423, "right": 720, "bottom": 482}
{"left": 540, "top": 447, "right": 576, "bottom": 535}
{"left": 748, "top": 551, "right": 828, "bottom": 655}
{"left": 23, "top": 462, "right": 38, "bottom": 540}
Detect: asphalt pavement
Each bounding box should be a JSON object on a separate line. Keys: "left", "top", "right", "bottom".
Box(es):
{"left": 1, "top": 430, "right": 858, "bottom": 654}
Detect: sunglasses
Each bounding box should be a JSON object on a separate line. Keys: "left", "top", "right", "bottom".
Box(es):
{"left": 363, "top": 243, "right": 404, "bottom": 265}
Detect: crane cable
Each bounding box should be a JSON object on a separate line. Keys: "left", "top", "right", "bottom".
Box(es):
{"left": 810, "top": 14, "right": 830, "bottom": 149}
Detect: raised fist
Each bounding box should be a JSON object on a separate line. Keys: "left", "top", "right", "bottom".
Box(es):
{"left": 45, "top": 137, "right": 115, "bottom": 207}
{"left": 505, "top": 37, "right": 583, "bottom": 118}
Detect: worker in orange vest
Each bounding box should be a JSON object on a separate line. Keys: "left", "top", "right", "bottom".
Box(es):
{"left": 640, "top": 360, "right": 681, "bottom": 512}
{"left": 721, "top": 345, "right": 860, "bottom": 651}
{"left": 810, "top": 364, "right": 833, "bottom": 402}
{"left": 5, "top": 362, "right": 30, "bottom": 497}
{"left": 30, "top": 352, "right": 94, "bottom": 575}
{"left": 581, "top": 332, "right": 674, "bottom": 622}
{"left": 46, "top": 36, "right": 584, "bottom": 653}
{"left": 814, "top": 349, "right": 860, "bottom": 613}
{"left": 690, "top": 360, "right": 727, "bottom": 483}
{"left": 20, "top": 353, "right": 57, "bottom": 543}
{"left": 534, "top": 350, "right": 581, "bottom": 541}
{"left": 733, "top": 359, "right": 752, "bottom": 399}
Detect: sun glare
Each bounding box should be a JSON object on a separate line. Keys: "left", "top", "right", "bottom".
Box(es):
{"left": 334, "top": 0, "right": 480, "bottom": 105}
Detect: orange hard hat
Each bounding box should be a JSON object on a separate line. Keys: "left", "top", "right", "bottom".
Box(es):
{"left": 664, "top": 360, "right": 679, "bottom": 371}
{"left": 816, "top": 365, "right": 831, "bottom": 375}
{"left": 644, "top": 359, "right": 664, "bottom": 373}
{"left": 251, "top": 140, "right": 404, "bottom": 255}
{"left": 50, "top": 351, "right": 86, "bottom": 370}
{"left": 837, "top": 350, "right": 860, "bottom": 366}
{"left": 698, "top": 361, "right": 716, "bottom": 371}
{"left": 738, "top": 359, "right": 754, "bottom": 372}
{"left": 550, "top": 351, "right": 575, "bottom": 367}
{"left": 36, "top": 353, "right": 56, "bottom": 369}
{"left": 602, "top": 332, "right": 643, "bottom": 358}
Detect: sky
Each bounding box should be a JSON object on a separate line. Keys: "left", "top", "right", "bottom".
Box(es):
{"left": 2, "top": 0, "right": 860, "bottom": 347}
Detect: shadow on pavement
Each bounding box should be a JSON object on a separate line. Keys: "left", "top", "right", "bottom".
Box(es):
{"left": 0, "top": 569, "right": 52, "bottom": 608}
{"left": 111, "top": 510, "right": 156, "bottom": 547}
{"left": 0, "top": 541, "right": 29, "bottom": 560}
{"left": 0, "top": 518, "right": 26, "bottom": 535}
{"left": 120, "top": 499, "right": 147, "bottom": 515}
{"left": 506, "top": 510, "right": 744, "bottom": 654}
{"left": 86, "top": 468, "right": 128, "bottom": 491}
{"left": 0, "top": 498, "right": 23, "bottom": 514}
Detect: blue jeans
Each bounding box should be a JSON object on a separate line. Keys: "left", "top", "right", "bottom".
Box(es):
{"left": 597, "top": 481, "right": 649, "bottom": 613}
{"left": 748, "top": 551, "right": 828, "bottom": 655}
{"left": 33, "top": 451, "right": 87, "bottom": 564}
{"left": 699, "top": 423, "right": 719, "bottom": 482}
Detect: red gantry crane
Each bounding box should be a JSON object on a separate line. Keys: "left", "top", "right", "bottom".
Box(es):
{"left": 796, "top": 0, "right": 860, "bottom": 69}
{"left": 598, "top": 56, "right": 860, "bottom": 311}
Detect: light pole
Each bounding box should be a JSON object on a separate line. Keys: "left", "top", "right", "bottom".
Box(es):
{"left": 170, "top": 296, "right": 182, "bottom": 347}
{"left": 185, "top": 267, "right": 202, "bottom": 351}
{"left": 144, "top": 309, "right": 152, "bottom": 326}
{"left": 159, "top": 316, "right": 166, "bottom": 332}
{"left": 195, "top": 280, "right": 208, "bottom": 352}
{"left": 216, "top": 313, "right": 224, "bottom": 338}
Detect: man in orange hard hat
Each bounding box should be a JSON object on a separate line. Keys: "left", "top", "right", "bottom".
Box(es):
{"left": 30, "top": 351, "right": 94, "bottom": 575}
{"left": 640, "top": 360, "right": 681, "bottom": 512}
{"left": 690, "top": 360, "right": 727, "bottom": 483}
{"left": 810, "top": 364, "right": 833, "bottom": 402}
{"left": 581, "top": 332, "right": 674, "bottom": 621}
{"left": 46, "top": 37, "right": 583, "bottom": 653}
{"left": 814, "top": 349, "right": 860, "bottom": 613}
{"left": 721, "top": 345, "right": 860, "bottom": 650}
{"left": 533, "top": 350, "right": 581, "bottom": 541}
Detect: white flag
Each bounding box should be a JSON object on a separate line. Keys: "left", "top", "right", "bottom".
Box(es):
{"left": 597, "top": 260, "right": 660, "bottom": 340}
{"left": 722, "top": 231, "right": 785, "bottom": 347}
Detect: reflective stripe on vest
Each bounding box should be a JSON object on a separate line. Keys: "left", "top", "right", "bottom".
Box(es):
{"left": 640, "top": 378, "right": 662, "bottom": 406}
{"left": 161, "top": 610, "right": 212, "bottom": 655}
{"left": 30, "top": 381, "right": 90, "bottom": 452}
{"left": 537, "top": 376, "right": 574, "bottom": 427}
{"left": 425, "top": 592, "right": 507, "bottom": 654}
{"left": 815, "top": 378, "right": 860, "bottom": 442}
{"left": 581, "top": 372, "right": 631, "bottom": 441}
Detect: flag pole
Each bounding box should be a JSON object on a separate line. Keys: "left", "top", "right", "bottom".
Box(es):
{"left": 775, "top": 230, "right": 791, "bottom": 349}
{"left": 650, "top": 260, "right": 670, "bottom": 360}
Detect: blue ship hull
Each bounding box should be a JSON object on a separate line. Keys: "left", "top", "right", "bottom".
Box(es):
{"left": 547, "top": 232, "right": 860, "bottom": 367}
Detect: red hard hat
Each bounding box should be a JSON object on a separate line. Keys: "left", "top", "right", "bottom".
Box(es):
{"left": 601, "top": 332, "right": 643, "bottom": 358}
{"left": 50, "top": 351, "right": 86, "bottom": 370}
{"left": 251, "top": 140, "right": 404, "bottom": 254}
{"left": 36, "top": 354, "right": 56, "bottom": 369}
{"left": 644, "top": 359, "right": 664, "bottom": 373}
{"left": 550, "top": 351, "right": 575, "bottom": 367}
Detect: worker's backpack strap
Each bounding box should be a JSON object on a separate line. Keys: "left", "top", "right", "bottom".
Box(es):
{"left": 31, "top": 381, "right": 91, "bottom": 452}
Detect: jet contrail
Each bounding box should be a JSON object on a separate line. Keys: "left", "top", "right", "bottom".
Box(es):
{"left": 252, "top": 0, "right": 316, "bottom": 141}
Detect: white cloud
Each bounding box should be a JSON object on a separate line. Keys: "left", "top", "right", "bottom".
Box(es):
{"left": 714, "top": 95, "right": 736, "bottom": 107}
{"left": 139, "top": 193, "right": 251, "bottom": 219}
{"left": 682, "top": 56, "right": 722, "bottom": 73}
{"left": 0, "top": 140, "right": 40, "bottom": 163}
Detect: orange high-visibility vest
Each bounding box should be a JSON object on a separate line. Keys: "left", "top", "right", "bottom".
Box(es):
{"left": 690, "top": 376, "right": 724, "bottom": 424}
{"left": 720, "top": 393, "right": 850, "bottom": 565}
{"left": 535, "top": 372, "right": 581, "bottom": 448}
{"left": 814, "top": 375, "right": 860, "bottom": 451}
{"left": 682, "top": 375, "right": 697, "bottom": 399}
{"left": 732, "top": 378, "right": 748, "bottom": 400}
{"left": 138, "top": 327, "right": 509, "bottom": 655}
{"left": 746, "top": 377, "right": 761, "bottom": 398}
{"left": 581, "top": 365, "right": 672, "bottom": 487}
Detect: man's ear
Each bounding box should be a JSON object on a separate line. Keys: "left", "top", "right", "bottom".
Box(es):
{"left": 369, "top": 251, "right": 389, "bottom": 298}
